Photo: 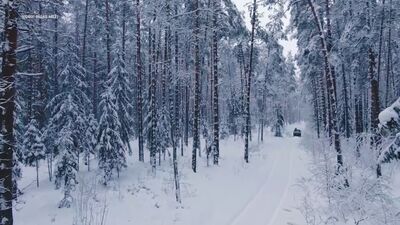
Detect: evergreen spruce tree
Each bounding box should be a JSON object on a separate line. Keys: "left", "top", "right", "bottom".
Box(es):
{"left": 97, "top": 88, "right": 127, "bottom": 185}
{"left": 13, "top": 96, "right": 24, "bottom": 198}
{"left": 84, "top": 114, "right": 98, "bottom": 171}
{"left": 109, "top": 53, "right": 133, "bottom": 154}
{"left": 46, "top": 39, "right": 90, "bottom": 208}
{"left": 54, "top": 124, "right": 78, "bottom": 208}
{"left": 23, "top": 119, "right": 46, "bottom": 187}
{"left": 274, "top": 106, "right": 284, "bottom": 137}
{"left": 157, "top": 107, "right": 170, "bottom": 164}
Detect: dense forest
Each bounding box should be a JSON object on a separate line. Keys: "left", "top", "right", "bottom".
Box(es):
{"left": 0, "top": 0, "right": 399, "bottom": 225}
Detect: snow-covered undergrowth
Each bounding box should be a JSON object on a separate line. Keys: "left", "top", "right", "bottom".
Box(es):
{"left": 299, "top": 125, "right": 400, "bottom": 225}
{"left": 379, "top": 97, "right": 400, "bottom": 163}
{"left": 14, "top": 127, "right": 308, "bottom": 225}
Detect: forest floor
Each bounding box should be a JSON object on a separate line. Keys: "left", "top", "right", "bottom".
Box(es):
{"left": 14, "top": 123, "right": 310, "bottom": 225}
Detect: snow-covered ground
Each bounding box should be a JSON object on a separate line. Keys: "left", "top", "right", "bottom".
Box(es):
{"left": 14, "top": 123, "right": 309, "bottom": 225}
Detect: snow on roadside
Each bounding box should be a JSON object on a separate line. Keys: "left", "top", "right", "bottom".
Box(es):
{"left": 298, "top": 123, "right": 400, "bottom": 225}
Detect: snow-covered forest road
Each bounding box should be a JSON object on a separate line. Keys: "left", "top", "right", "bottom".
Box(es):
{"left": 15, "top": 125, "right": 310, "bottom": 225}
{"left": 230, "top": 136, "right": 305, "bottom": 225}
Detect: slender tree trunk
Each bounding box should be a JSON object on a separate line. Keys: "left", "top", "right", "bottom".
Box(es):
{"left": 244, "top": 0, "right": 257, "bottom": 163}
{"left": 47, "top": 149, "right": 53, "bottom": 182}
{"left": 261, "top": 48, "right": 270, "bottom": 141}
{"left": 37, "top": 3, "right": 47, "bottom": 128}
{"left": 385, "top": 0, "right": 393, "bottom": 107}
{"left": 150, "top": 27, "right": 157, "bottom": 172}
{"left": 53, "top": 8, "right": 59, "bottom": 95}
{"left": 369, "top": 48, "right": 382, "bottom": 177}
{"left": 27, "top": 50, "right": 33, "bottom": 119}
{"left": 185, "top": 85, "right": 189, "bottom": 147}
{"left": 156, "top": 29, "right": 162, "bottom": 166}
{"left": 172, "top": 76, "right": 182, "bottom": 203}
{"left": 36, "top": 159, "right": 39, "bottom": 188}
{"left": 318, "top": 72, "right": 327, "bottom": 131}
{"left": 87, "top": 149, "right": 90, "bottom": 171}
{"left": 325, "top": 0, "right": 335, "bottom": 138}
{"left": 354, "top": 48, "right": 363, "bottom": 156}
{"left": 377, "top": 0, "right": 386, "bottom": 87}
{"left": 122, "top": 3, "right": 126, "bottom": 61}
{"left": 172, "top": 118, "right": 181, "bottom": 202}
{"left": 355, "top": 93, "right": 363, "bottom": 157}
{"left": 238, "top": 43, "right": 245, "bottom": 136}
{"left": 342, "top": 63, "right": 350, "bottom": 138}
{"left": 212, "top": 0, "right": 220, "bottom": 165}
{"left": 174, "top": 3, "right": 183, "bottom": 158}
{"left": 170, "top": 0, "right": 181, "bottom": 199}
{"left": 92, "top": 52, "right": 98, "bottom": 118}
{"left": 81, "top": 0, "right": 89, "bottom": 68}
{"left": 307, "top": 0, "right": 347, "bottom": 186}
{"left": 0, "top": 1, "right": 18, "bottom": 224}
{"left": 192, "top": 0, "right": 201, "bottom": 172}
{"left": 312, "top": 75, "right": 321, "bottom": 138}
{"left": 48, "top": 7, "right": 58, "bottom": 182}
{"left": 105, "top": 0, "right": 111, "bottom": 74}
{"left": 136, "top": 0, "right": 144, "bottom": 162}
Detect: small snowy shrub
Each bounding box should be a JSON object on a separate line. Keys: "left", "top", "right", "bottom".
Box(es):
{"left": 300, "top": 136, "right": 400, "bottom": 225}
{"left": 73, "top": 175, "right": 108, "bottom": 225}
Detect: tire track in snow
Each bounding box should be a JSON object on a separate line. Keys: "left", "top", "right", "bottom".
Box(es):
{"left": 226, "top": 148, "right": 279, "bottom": 225}
{"left": 228, "top": 138, "right": 297, "bottom": 225}
{"left": 266, "top": 139, "right": 296, "bottom": 225}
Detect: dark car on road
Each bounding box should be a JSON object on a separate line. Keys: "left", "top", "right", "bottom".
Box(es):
{"left": 293, "top": 128, "right": 301, "bottom": 137}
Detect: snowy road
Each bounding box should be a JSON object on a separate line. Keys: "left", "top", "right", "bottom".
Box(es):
{"left": 229, "top": 137, "right": 306, "bottom": 225}
{"left": 15, "top": 128, "right": 309, "bottom": 225}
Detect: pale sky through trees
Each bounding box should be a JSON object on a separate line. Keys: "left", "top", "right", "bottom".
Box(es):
{"left": 231, "top": 0, "right": 298, "bottom": 58}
